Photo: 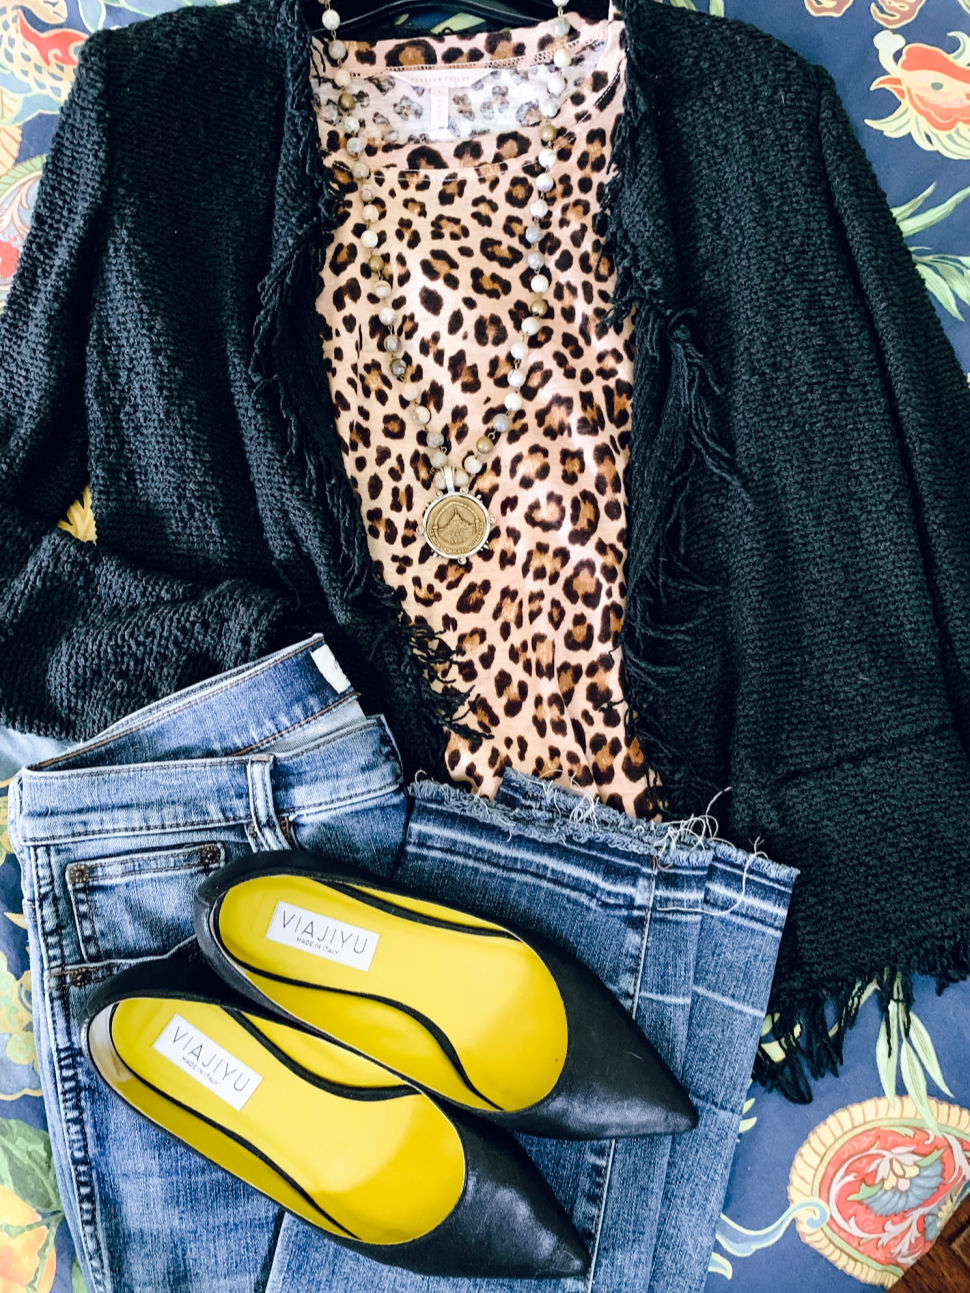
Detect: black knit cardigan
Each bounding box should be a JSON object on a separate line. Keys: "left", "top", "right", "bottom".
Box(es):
{"left": 2, "top": 0, "right": 969, "bottom": 1099}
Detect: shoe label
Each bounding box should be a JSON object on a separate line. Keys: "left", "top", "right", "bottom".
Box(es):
{"left": 153, "top": 1014, "right": 263, "bottom": 1111}
{"left": 265, "top": 899, "right": 379, "bottom": 972}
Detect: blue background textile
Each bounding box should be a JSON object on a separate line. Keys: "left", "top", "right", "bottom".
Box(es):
{"left": 2, "top": 0, "right": 969, "bottom": 1288}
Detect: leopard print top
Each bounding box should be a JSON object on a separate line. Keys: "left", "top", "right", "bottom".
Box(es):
{"left": 310, "top": 5, "right": 663, "bottom": 817}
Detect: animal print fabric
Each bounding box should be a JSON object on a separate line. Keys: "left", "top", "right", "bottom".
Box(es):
{"left": 310, "top": 4, "right": 664, "bottom": 817}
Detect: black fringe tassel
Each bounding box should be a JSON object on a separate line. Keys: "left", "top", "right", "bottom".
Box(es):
{"left": 591, "top": 2, "right": 751, "bottom": 817}
{"left": 757, "top": 940, "right": 970, "bottom": 1103}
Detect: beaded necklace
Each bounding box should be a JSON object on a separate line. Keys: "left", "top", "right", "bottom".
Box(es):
{"left": 318, "top": 2, "right": 579, "bottom": 562}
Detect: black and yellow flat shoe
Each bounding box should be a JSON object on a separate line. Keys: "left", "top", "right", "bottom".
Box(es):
{"left": 82, "top": 952, "right": 588, "bottom": 1280}
{"left": 194, "top": 849, "right": 698, "bottom": 1141}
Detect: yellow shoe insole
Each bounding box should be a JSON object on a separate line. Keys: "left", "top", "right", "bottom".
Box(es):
{"left": 215, "top": 875, "right": 569, "bottom": 1112}
{"left": 91, "top": 998, "right": 464, "bottom": 1245}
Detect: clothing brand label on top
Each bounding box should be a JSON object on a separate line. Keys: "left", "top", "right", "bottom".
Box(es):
{"left": 388, "top": 67, "right": 492, "bottom": 131}
{"left": 265, "top": 899, "right": 380, "bottom": 972}
{"left": 153, "top": 1014, "right": 263, "bottom": 1111}
{"left": 389, "top": 66, "right": 494, "bottom": 90}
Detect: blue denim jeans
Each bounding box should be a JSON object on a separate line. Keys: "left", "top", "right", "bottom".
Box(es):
{"left": 8, "top": 634, "right": 797, "bottom": 1293}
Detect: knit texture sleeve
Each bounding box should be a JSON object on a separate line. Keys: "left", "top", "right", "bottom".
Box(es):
{"left": 815, "top": 62, "right": 970, "bottom": 742}
{"left": 742, "top": 62, "right": 970, "bottom": 1097}
{"left": 0, "top": 30, "right": 293, "bottom": 740}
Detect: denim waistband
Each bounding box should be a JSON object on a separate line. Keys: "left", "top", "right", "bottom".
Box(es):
{"left": 7, "top": 634, "right": 395, "bottom": 853}
{"left": 10, "top": 717, "right": 400, "bottom": 849}
{"left": 26, "top": 634, "right": 360, "bottom": 772}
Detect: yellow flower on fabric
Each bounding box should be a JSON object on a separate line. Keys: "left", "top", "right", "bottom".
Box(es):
{"left": 0, "top": 955, "right": 34, "bottom": 1075}
{"left": 57, "top": 486, "right": 97, "bottom": 544}
{"left": 0, "top": 1185, "right": 55, "bottom": 1293}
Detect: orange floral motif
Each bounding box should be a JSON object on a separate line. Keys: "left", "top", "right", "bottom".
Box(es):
{"left": 805, "top": 0, "right": 855, "bottom": 15}
{"left": 0, "top": 1186, "right": 55, "bottom": 1293}
{"left": 803, "top": 0, "right": 926, "bottom": 23}
{"left": 870, "top": 0, "right": 928, "bottom": 28}
{"left": 15, "top": 12, "right": 84, "bottom": 72}
{"left": 866, "top": 32, "right": 970, "bottom": 158}
{"left": 0, "top": 243, "right": 17, "bottom": 281}
{"left": 872, "top": 40, "right": 970, "bottom": 130}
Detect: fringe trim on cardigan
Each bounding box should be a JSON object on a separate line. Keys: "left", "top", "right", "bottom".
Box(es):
{"left": 593, "top": 0, "right": 749, "bottom": 815}
{"left": 756, "top": 945, "right": 970, "bottom": 1103}
{"left": 245, "top": 0, "right": 483, "bottom": 770}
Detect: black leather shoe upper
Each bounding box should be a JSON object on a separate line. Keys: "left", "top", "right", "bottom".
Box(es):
{"left": 81, "top": 946, "right": 589, "bottom": 1280}
{"left": 194, "top": 849, "right": 699, "bottom": 1141}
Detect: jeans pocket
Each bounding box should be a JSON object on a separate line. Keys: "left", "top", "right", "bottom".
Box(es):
{"left": 64, "top": 838, "right": 241, "bottom": 966}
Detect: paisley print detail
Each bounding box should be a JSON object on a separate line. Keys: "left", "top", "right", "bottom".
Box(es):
{"left": 788, "top": 1096, "right": 970, "bottom": 1285}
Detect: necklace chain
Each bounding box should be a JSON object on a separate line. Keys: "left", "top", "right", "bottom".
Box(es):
{"left": 319, "top": 3, "right": 577, "bottom": 563}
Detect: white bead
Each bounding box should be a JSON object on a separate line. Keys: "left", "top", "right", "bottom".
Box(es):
{"left": 492, "top": 413, "right": 510, "bottom": 433}
{"left": 453, "top": 468, "right": 469, "bottom": 488}
{"left": 430, "top": 449, "right": 447, "bottom": 468}
{"left": 347, "top": 137, "right": 364, "bottom": 156}
{"left": 343, "top": 115, "right": 360, "bottom": 133}
{"left": 508, "top": 369, "right": 526, "bottom": 388}
{"left": 362, "top": 229, "right": 379, "bottom": 248}
{"left": 510, "top": 341, "right": 528, "bottom": 360}
{"left": 427, "top": 429, "right": 445, "bottom": 447}
{"left": 505, "top": 392, "right": 522, "bottom": 411}
{"left": 415, "top": 406, "right": 431, "bottom": 425}
{"left": 384, "top": 334, "right": 401, "bottom": 353}
{"left": 464, "top": 455, "right": 483, "bottom": 474}
{"left": 545, "top": 73, "right": 566, "bottom": 96}
{"left": 434, "top": 470, "right": 447, "bottom": 490}
{"left": 528, "top": 251, "right": 545, "bottom": 270}
{"left": 553, "top": 47, "right": 571, "bottom": 68}
{"left": 361, "top": 184, "right": 375, "bottom": 201}
{"left": 374, "top": 281, "right": 391, "bottom": 299}
{"left": 522, "top": 316, "right": 540, "bottom": 336}
{"left": 552, "top": 15, "right": 570, "bottom": 35}
{"left": 322, "top": 8, "right": 341, "bottom": 29}
{"left": 334, "top": 67, "right": 352, "bottom": 87}
{"left": 352, "top": 162, "right": 370, "bottom": 179}
{"left": 403, "top": 383, "right": 421, "bottom": 400}
{"left": 536, "top": 173, "right": 554, "bottom": 193}
{"left": 525, "top": 225, "right": 544, "bottom": 245}
{"left": 539, "top": 97, "right": 560, "bottom": 118}
{"left": 328, "top": 38, "right": 347, "bottom": 60}
{"left": 538, "top": 148, "right": 556, "bottom": 169}
{"left": 362, "top": 203, "right": 379, "bottom": 222}
{"left": 378, "top": 306, "right": 396, "bottom": 326}
{"left": 530, "top": 274, "right": 550, "bottom": 293}
{"left": 530, "top": 198, "right": 548, "bottom": 218}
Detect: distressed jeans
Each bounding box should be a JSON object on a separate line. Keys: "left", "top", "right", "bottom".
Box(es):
{"left": 7, "top": 634, "right": 798, "bottom": 1293}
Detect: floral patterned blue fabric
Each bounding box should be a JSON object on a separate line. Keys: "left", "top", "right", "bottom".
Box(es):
{"left": 1, "top": 0, "right": 968, "bottom": 1288}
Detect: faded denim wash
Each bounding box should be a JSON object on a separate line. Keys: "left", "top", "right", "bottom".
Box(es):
{"left": 8, "top": 634, "right": 797, "bottom": 1293}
